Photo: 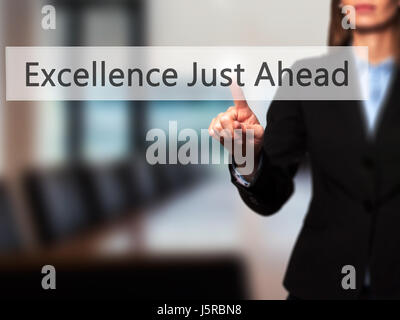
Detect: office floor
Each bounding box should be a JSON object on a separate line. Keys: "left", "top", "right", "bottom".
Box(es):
{"left": 126, "top": 167, "right": 312, "bottom": 300}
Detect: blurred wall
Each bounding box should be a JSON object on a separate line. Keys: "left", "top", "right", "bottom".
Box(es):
{"left": 0, "top": 0, "right": 4, "bottom": 174}
{"left": 1, "top": 0, "right": 38, "bottom": 248}
{"left": 148, "top": 0, "right": 330, "bottom": 46}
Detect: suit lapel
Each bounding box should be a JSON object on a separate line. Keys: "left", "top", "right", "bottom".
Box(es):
{"left": 376, "top": 67, "right": 400, "bottom": 141}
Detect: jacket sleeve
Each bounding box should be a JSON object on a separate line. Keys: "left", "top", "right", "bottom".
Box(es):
{"left": 229, "top": 99, "right": 307, "bottom": 216}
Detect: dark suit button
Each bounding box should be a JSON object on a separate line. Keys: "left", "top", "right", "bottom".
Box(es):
{"left": 362, "top": 156, "right": 375, "bottom": 169}
{"left": 364, "top": 200, "right": 376, "bottom": 213}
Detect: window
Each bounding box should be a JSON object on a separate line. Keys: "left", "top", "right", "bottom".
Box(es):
{"left": 35, "top": 102, "right": 67, "bottom": 165}
{"left": 83, "top": 101, "right": 130, "bottom": 162}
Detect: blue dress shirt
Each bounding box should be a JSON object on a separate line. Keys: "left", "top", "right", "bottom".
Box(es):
{"left": 357, "top": 57, "right": 395, "bottom": 134}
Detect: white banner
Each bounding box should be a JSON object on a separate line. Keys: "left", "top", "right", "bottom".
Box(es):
{"left": 6, "top": 46, "right": 368, "bottom": 101}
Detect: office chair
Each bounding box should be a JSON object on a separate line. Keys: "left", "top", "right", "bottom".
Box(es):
{"left": 76, "top": 163, "right": 130, "bottom": 222}
{"left": 24, "top": 168, "right": 91, "bottom": 243}
{"left": 0, "top": 182, "right": 21, "bottom": 253}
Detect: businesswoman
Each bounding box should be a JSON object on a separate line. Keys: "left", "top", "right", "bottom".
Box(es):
{"left": 209, "top": 0, "right": 400, "bottom": 299}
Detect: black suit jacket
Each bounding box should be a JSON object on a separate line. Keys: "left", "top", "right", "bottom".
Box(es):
{"left": 230, "top": 66, "right": 400, "bottom": 299}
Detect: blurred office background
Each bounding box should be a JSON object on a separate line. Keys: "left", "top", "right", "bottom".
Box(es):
{"left": 0, "top": 0, "right": 330, "bottom": 299}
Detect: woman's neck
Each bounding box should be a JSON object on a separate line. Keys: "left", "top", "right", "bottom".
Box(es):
{"left": 353, "top": 27, "right": 396, "bottom": 65}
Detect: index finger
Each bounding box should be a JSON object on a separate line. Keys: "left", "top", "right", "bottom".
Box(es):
{"left": 229, "top": 82, "right": 249, "bottom": 109}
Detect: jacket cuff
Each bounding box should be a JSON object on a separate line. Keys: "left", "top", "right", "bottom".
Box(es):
{"left": 229, "top": 152, "right": 264, "bottom": 189}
